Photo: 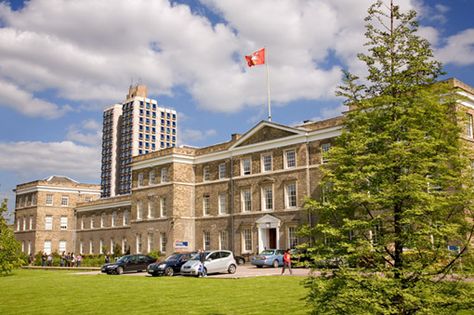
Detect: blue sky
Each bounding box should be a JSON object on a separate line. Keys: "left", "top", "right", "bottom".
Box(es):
{"left": 0, "top": 0, "right": 473, "bottom": 215}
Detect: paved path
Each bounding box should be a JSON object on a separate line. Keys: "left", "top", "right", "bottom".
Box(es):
{"left": 73, "top": 264, "right": 313, "bottom": 278}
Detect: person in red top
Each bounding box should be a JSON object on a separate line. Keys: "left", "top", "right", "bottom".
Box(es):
{"left": 281, "top": 249, "right": 292, "bottom": 275}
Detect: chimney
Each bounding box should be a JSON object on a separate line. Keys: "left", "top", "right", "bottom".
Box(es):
{"left": 127, "top": 85, "right": 148, "bottom": 99}
{"left": 231, "top": 133, "right": 241, "bottom": 141}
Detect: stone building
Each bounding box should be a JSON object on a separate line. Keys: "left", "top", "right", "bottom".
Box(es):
{"left": 75, "top": 117, "right": 344, "bottom": 257}
{"left": 13, "top": 176, "right": 101, "bottom": 255}
{"left": 14, "top": 78, "right": 474, "bottom": 258}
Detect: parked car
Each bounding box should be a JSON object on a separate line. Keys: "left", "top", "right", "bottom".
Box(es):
{"left": 180, "top": 250, "right": 237, "bottom": 276}
{"left": 101, "top": 254, "right": 156, "bottom": 275}
{"left": 251, "top": 249, "right": 285, "bottom": 268}
{"left": 147, "top": 252, "right": 194, "bottom": 276}
{"left": 233, "top": 254, "right": 246, "bottom": 265}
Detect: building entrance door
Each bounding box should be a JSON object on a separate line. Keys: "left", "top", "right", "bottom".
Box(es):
{"left": 268, "top": 228, "right": 276, "bottom": 248}
{"left": 256, "top": 214, "right": 281, "bottom": 253}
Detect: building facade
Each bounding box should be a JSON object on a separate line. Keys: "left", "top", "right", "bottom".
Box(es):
{"left": 14, "top": 78, "right": 474, "bottom": 258}
{"left": 75, "top": 117, "right": 343, "bottom": 257}
{"left": 13, "top": 176, "right": 101, "bottom": 255}
{"left": 101, "top": 85, "right": 178, "bottom": 198}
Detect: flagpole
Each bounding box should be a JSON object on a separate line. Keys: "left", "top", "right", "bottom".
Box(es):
{"left": 265, "top": 47, "right": 272, "bottom": 121}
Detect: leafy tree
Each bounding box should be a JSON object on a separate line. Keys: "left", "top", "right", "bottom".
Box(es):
{"left": 302, "top": 1, "right": 474, "bottom": 313}
{"left": 0, "top": 199, "right": 24, "bottom": 275}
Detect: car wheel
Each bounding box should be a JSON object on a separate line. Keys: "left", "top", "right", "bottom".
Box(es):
{"left": 237, "top": 257, "right": 245, "bottom": 265}
{"left": 165, "top": 267, "right": 174, "bottom": 277}
{"left": 228, "top": 264, "right": 236, "bottom": 274}
{"left": 117, "top": 267, "right": 123, "bottom": 275}
{"left": 273, "top": 260, "right": 279, "bottom": 268}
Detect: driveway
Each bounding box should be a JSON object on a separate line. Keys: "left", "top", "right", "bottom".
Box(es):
{"left": 76, "top": 264, "right": 313, "bottom": 278}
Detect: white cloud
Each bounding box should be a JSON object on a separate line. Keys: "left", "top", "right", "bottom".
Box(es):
{"left": 0, "top": 0, "right": 469, "bottom": 117}
{"left": 437, "top": 29, "right": 474, "bottom": 66}
{"left": 0, "top": 78, "right": 71, "bottom": 118}
{"left": 179, "top": 128, "right": 217, "bottom": 145}
{"left": 66, "top": 119, "right": 102, "bottom": 146}
{"left": 0, "top": 141, "right": 100, "bottom": 180}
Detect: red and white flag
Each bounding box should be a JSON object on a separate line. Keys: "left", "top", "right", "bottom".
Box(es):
{"left": 245, "top": 48, "right": 265, "bottom": 67}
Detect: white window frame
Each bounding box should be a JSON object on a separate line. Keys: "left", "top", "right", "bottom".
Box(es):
{"left": 467, "top": 113, "right": 473, "bottom": 138}
{"left": 138, "top": 172, "right": 144, "bottom": 187}
{"left": 22, "top": 216, "right": 26, "bottom": 230}
{"left": 203, "top": 166, "right": 210, "bottom": 181}
{"left": 219, "top": 230, "right": 228, "bottom": 250}
{"left": 160, "top": 197, "right": 166, "bottom": 217}
{"left": 241, "top": 158, "right": 251, "bottom": 176}
{"left": 59, "top": 240, "right": 67, "bottom": 253}
{"left": 123, "top": 211, "right": 129, "bottom": 226}
{"left": 147, "top": 201, "right": 154, "bottom": 219}
{"left": 28, "top": 241, "right": 32, "bottom": 255}
{"left": 79, "top": 241, "right": 83, "bottom": 254}
{"left": 241, "top": 188, "right": 252, "bottom": 212}
{"left": 29, "top": 216, "right": 33, "bottom": 230}
{"left": 45, "top": 215, "right": 53, "bottom": 230}
{"left": 111, "top": 212, "right": 117, "bottom": 227}
{"left": 31, "top": 194, "right": 36, "bottom": 205}
{"left": 100, "top": 213, "right": 106, "bottom": 228}
{"left": 321, "top": 143, "right": 331, "bottom": 164}
{"left": 218, "top": 163, "right": 226, "bottom": 179}
{"left": 99, "top": 239, "right": 104, "bottom": 254}
{"left": 61, "top": 195, "right": 69, "bottom": 207}
{"left": 110, "top": 239, "right": 115, "bottom": 254}
{"left": 203, "top": 231, "right": 211, "bottom": 250}
{"left": 161, "top": 168, "right": 169, "bottom": 183}
{"left": 147, "top": 233, "right": 153, "bottom": 253}
{"left": 149, "top": 170, "right": 155, "bottom": 185}
{"left": 136, "top": 234, "right": 142, "bottom": 254}
{"left": 160, "top": 232, "right": 167, "bottom": 253}
{"left": 203, "top": 195, "right": 210, "bottom": 216}
{"left": 60, "top": 216, "right": 68, "bottom": 230}
{"left": 218, "top": 193, "right": 227, "bottom": 215}
{"left": 45, "top": 194, "right": 53, "bottom": 206}
{"left": 288, "top": 227, "right": 298, "bottom": 248}
{"left": 285, "top": 182, "right": 298, "bottom": 209}
{"left": 261, "top": 153, "right": 272, "bottom": 172}
{"left": 137, "top": 202, "right": 143, "bottom": 220}
{"left": 284, "top": 149, "right": 296, "bottom": 169}
{"left": 44, "top": 240, "right": 52, "bottom": 255}
{"left": 90, "top": 215, "right": 95, "bottom": 229}
{"left": 242, "top": 229, "right": 252, "bottom": 253}
{"left": 122, "top": 238, "right": 127, "bottom": 254}
{"left": 261, "top": 185, "right": 273, "bottom": 211}
{"left": 89, "top": 240, "right": 93, "bottom": 254}
{"left": 16, "top": 217, "right": 20, "bottom": 231}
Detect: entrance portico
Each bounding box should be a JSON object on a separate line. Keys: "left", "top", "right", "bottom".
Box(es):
{"left": 256, "top": 214, "right": 281, "bottom": 253}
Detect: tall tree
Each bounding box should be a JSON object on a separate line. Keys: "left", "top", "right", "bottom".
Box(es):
{"left": 0, "top": 199, "right": 24, "bottom": 275}
{"left": 303, "top": 1, "right": 474, "bottom": 313}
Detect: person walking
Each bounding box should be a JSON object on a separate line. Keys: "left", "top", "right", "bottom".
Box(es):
{"left": 47, "top": 253, "right": 53, "bottom": 267}
{"left": 198, "top": 249, "right": 207, "bottom": 277}
{"left": 41, "top": 252, "right": 46, "bottom": 267}
{"left": 60, "top": 252, "right": 66, "bottom": 267}
{"left": 281, "top": 249, "right": 292, "bottom": 275}
{"left": 76, "top": 254, "right": 82, "bottom": 267}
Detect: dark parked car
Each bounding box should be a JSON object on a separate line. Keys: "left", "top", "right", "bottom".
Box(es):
{"left": 234, "top": 254, "right": 246, "bottom": 265}
{"left": 147, "top": 252, "right": 194, "bottom": 276}
{"left": 101, "top": 254, "right": 156, "bottom": 275}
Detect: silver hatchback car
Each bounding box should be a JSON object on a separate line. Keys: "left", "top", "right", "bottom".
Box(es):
{"left": 180, "top": 250, "right": 237, "bottom": 276}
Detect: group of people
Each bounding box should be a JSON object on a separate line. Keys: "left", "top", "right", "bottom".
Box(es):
{"left": 37, "top": 252, "right": 82, "bottom": 267}
{"left": 60, "top": 252, "right": 82, "bottom": 267}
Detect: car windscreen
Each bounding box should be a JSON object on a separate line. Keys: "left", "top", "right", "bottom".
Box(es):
{"left": 260, "top": 250, "right": 275, "bottom": 255}
{"left": 165, "top": 254, "right": 180, "bottom": 261}
{"left": 116, "top": 256, "right": 129, "bottom": 263}
{"left": 190, "top": 252, "right": 210, "bottom": 260}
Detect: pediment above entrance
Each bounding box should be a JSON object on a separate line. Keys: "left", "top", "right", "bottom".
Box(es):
{"left": 256, "top": 214, "right": 281, "bottom": 228}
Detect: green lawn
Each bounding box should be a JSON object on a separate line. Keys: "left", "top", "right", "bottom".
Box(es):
{"left": 0, "top": 270, "right": 309, "bottom": 315}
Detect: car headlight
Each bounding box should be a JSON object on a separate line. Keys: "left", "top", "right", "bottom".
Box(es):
{"left": 158, "top": 264, "right": 166, "bottom": 269}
